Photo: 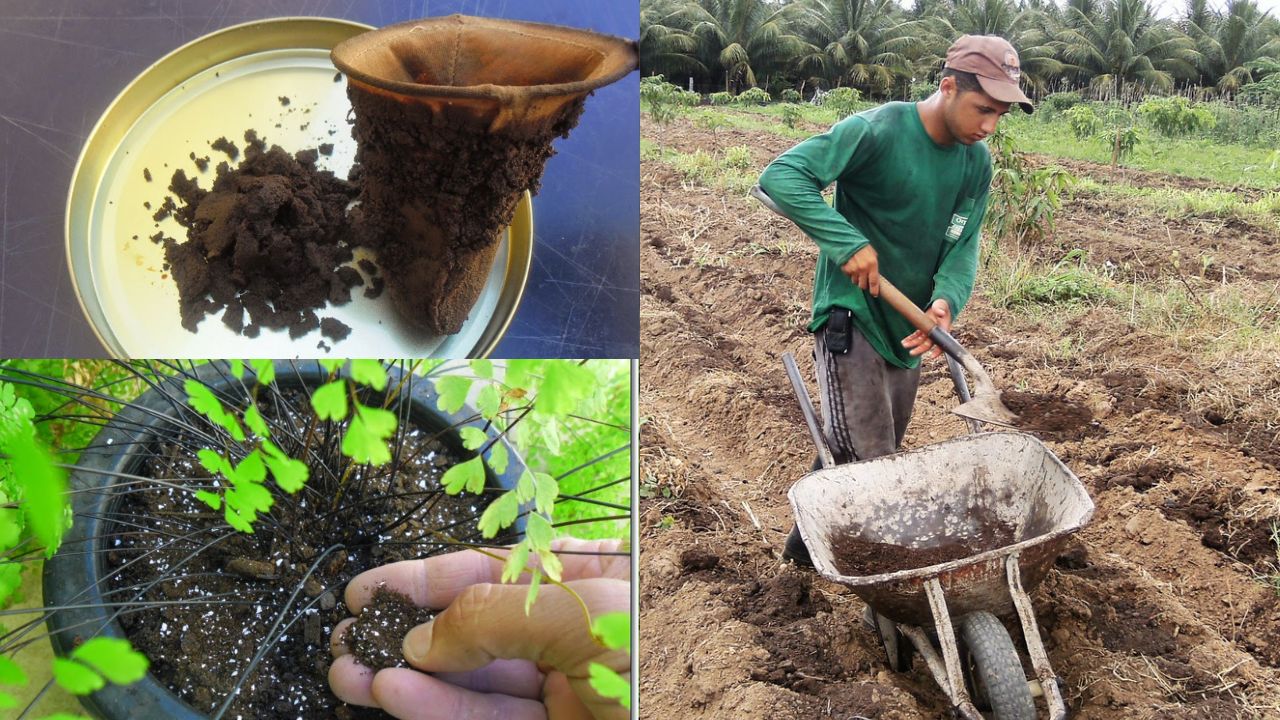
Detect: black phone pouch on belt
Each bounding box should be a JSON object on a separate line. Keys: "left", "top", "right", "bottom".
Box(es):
{"left": 824, "top": 308, "right": 852, "bottom": 354}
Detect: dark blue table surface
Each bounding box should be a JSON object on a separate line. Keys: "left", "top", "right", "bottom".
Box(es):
{"left": 0, "top": 0, "right": 639, "bottom": 358}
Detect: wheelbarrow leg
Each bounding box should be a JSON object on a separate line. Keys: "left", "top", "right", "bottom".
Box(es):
{"left": 899, "top": 624, "right": 982, "bottom": 720}
{"left": 923, "top": 578, "right": 985, "bottom": 720}
{"left": 1007, "top": 554, "right": 1069, "bottom": 720}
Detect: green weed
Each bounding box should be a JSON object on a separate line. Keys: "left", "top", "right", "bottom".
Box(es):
{"left": 1065, "top": 104, "right": 1103, "bottom": 139}
{"left": 780, "top": 103, "right": 803, "bottom": 129}
{"left": 662, "top": 147, "right": 757, "bottom": 194}
{"left": 734, "top": 87, "right": 771, "bottom": 105}
{"left": 983, "top": 249, "right": 1114, "bottom": 309}
{"left": 1073, "top": 179, "right": 1280, "bottom": 230}
{"left": 1138, "top": 96, "right": 1216, "bottom": 137}
{"left": 722, "top": 146, "right": 753, "bottom": 169}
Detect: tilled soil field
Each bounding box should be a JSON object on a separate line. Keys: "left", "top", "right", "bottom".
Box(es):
{"left": 639, "top": 113, "right": 1280, "bottom": 719}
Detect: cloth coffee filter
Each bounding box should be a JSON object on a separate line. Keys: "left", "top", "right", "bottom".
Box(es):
{"left": 330, "top": 15, "right": 637, "bottom": 336}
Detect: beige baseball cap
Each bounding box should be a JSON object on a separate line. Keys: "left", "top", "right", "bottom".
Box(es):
{"left": 944, "top": 35, "right": 1033, "bottom": 113}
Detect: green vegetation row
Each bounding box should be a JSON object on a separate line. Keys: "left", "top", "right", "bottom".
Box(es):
{"left": 643, "top": 77, "right": 1280, "bottom": 186}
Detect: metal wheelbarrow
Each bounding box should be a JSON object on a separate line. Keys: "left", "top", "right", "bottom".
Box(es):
{"left": 782, "top": 353, "right": 1094, "bottom": 720}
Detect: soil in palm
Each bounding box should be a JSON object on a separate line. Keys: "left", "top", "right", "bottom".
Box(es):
{"left": 346, "top": 586, "right": 436, "bottom": 671}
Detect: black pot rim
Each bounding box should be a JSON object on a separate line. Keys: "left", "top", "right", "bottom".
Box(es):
{"left": 42, "top": 360, "right": 526, "bottom": 720}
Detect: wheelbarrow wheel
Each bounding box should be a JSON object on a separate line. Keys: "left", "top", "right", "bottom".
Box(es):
{"left": 959, "top": 612, "right": 1035, "bottom": 720}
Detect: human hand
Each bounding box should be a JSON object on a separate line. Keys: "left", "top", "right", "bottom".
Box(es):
{"left": 901, "top": 299, "right": 952, "bottom": 361}
{"left": 329, "top": 538, "right": 630, "bottom": 720}
{"left": 840, "top": 245, "right": 879, "bottom": 296}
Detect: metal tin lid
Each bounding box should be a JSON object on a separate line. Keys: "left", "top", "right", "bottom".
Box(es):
{"left": 66, "top": 18, "right": 531, "bottom": 358}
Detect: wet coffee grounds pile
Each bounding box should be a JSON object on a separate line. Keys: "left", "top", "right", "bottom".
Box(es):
{"left": 155, "top": 130, "right": 361, "bottom": 341}
{"left": 105, "top": 389, "right": 495, "bottom": 719}
{"left": 828, "top": 519, "right": 1018, "bottom": 576}
{"left": 345, "top": 586, "right": 436, "bottom": 671}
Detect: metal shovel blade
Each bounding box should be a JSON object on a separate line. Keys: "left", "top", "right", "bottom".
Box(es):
{"left": 942, "top": 338, "right": 1020, "bottom": 428}
{"left": 953, "top": 394, "right": 1019, "bottom": 428}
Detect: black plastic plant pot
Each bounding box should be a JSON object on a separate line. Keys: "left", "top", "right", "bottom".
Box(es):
{"left": 43, "top": 361, "right": 525, "bottom": 720}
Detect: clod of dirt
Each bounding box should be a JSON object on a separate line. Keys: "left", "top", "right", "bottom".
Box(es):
{"left": 1001, "top": 390, "right": 1102, "bottom": 440}
{"left": 679, "top": 548, "right": 719, "bottom": 572}
{"left": 346, "top": 586, "right": 436, "bottom": 671}
{"left": 1161, "top": 488, "right": 1279, "bottom": 566}
{"left": 1054, "top": 540, "right": 1090, "bottom": 570}
{"left": 829, "top": 519, "right": 1017, "bottom": 576}
{"left": 344, "top": 82, "right": 586, "bottom": 335}
{"left": 143, "top": 167, "right": 152, "bottom": 182}
{"left": 158, "top": 130, "right": 361, "bottom": 338}
{"left": 1105, "top": 460, "right": 1181, "bottom": 492}
{"left": 733, "top": 571, "right": 831, "bottom": 626}
{"left": 279, "top": 95, "right": 291, "bottom": 106}
{"left": 153, "top": 196, "right": 177, "bottom": 222}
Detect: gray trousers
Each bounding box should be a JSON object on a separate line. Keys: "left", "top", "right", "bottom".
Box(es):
{"left": 813, "top": 324, "right": 922, "bottom": 465}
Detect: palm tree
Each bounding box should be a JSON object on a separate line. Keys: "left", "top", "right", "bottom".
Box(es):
{"left": 1054, "top": 0, "right": 1203, "bottom": 99}
{"left": 1062, "top": 0, "right": 1102, "bottom": 30}
{"left": 1185, "top": 0, "right": 1280, "bottom": 95}
{"left": 944, "top": 0, "right": 1065, "bottom": 93}
{"left": 952, "top": 0, "right": 1020, "bottom": 35}
{"left": 641, "top": 0, "right": 708, "bottom": 83}
{"left": 665, "top": 0, "right": 818, "bottom": 92}
{"left": 795, "top": 0, "right": 929, "bottom": 95}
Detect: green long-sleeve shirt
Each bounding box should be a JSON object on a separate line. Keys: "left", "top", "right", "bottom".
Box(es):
{"left": 758, "top": 101, "right": 992, "bottom": 368}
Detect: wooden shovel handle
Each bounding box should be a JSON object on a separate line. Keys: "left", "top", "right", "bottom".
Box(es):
{"left": 876, "top": 277, "right": 935, "bottom": 335}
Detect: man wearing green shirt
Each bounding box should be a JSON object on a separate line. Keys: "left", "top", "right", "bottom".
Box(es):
{"left": 758, "top": 35, "right": 1033, "bottom": 566}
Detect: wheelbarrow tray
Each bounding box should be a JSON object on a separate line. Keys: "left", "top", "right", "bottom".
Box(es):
{"left": 789, "top": 432, "right": 1093, "bottom": 626}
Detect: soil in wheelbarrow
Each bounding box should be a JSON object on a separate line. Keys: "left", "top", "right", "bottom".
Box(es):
{"left": 828, "top": 518, "right": 1019, "bottom": 576}
{"left": 103, "top": 388, "right": 491, "bottom": 720}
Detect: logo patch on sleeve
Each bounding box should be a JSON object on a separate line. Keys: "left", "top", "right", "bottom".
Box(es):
{"left": 945, "top": 212, "right": 969, "bottom": 240}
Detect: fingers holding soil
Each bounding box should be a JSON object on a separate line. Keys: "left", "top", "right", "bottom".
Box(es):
{"left": 345, "top": 586, "right": 436, "bottom": 671}
{"left": 331, "top": 617, "right": 355, "bottom": 657}
{"left": 328, "top": 655, "right": 376, "bottom": 707}
{"left": 343, "top": 556, "right": 473, "bottom": 611}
